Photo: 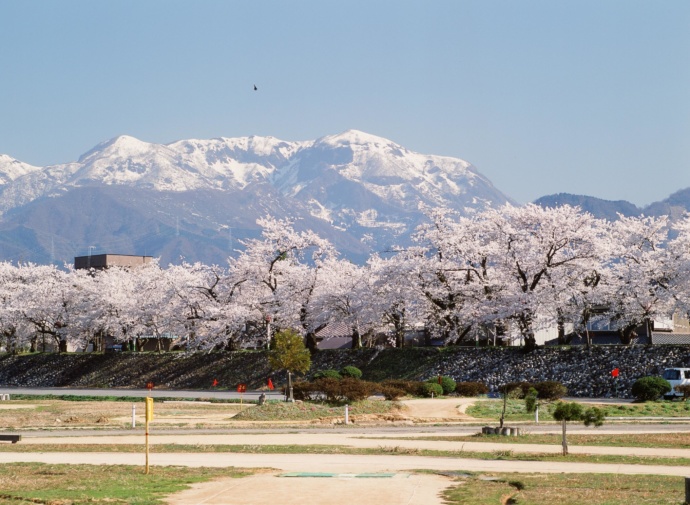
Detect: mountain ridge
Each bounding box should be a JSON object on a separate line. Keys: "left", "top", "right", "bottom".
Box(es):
{"left": 0, "top": 130, "right": 512, "bottom": 265}
{"left": 2, "top": 130, "right": 687, "bottom": 266}
{"left": 534, "top": 190, "right": 690, "bottom": 220}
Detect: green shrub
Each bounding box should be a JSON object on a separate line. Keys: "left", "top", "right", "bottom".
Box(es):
{"left": 312, "top": 377, "right": 343, "bottom": 403}
{"left": 455, "top": 381, "right": 489, "bottom": 397}
{"left": 533, "top": 381, "right": 568, "bottom": 400}
{"left": 501, "top": 382, "right": 532, "bottom": 398}
{"left": 551, "top": 401, "right": 583, "bottom": 421}
{"left": 292, "top": 381, "right": 318, "bottom": 401}
{"left": 310, "top": 377, "right": 373, "bottom": 403}
{"left": 378, "top": 385, "right": 406, "bottom": 401}
{"left": 338, "top": 377, "right": 373, "bottom": 402}
{"left": 340, "top": 366, "right": 363, "bottom": 380}
{"left": 420, "top": 382, "right": 443, "bottom": 398}
{"left": 380, "top": 379, "right": 419, "bottom": 396}
{"left": 313, "top": 369, "right": 342, "bottom": 380}
{"left": 426, "top": 376, "right": 456, "bottom": 395}
{"left": 631, "top": 376, "right": 671, "bottom": 401}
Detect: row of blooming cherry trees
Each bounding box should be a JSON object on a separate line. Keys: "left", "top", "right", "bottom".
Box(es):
{"left": 1, "top": 204, "right": 690, "bottom": 353}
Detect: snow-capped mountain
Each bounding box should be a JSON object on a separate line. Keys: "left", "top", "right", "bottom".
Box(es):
{"left": 0, "top": 155, "right": 42, "bottom": 186}
{"left": 0, "top": 130, "right": 513, "bottom": 265}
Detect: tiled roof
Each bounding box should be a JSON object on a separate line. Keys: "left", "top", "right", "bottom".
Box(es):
{"left": 317, "top": 336, "right": 353, "bottom": 350}
{"left": 315, "top": 322, "right": 352, "bottom": 339}
{"left": 651, "top": 332, "right": 690, "bottom": 345}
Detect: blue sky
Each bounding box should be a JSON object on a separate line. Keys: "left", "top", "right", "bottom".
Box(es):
{"left": 1, "top": 1, "right": 688, "bottom": 206}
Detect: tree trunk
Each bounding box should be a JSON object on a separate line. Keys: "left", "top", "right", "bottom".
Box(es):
{"left": 351, "top": 326, "right": 362, "bottom": 349}
{"left": 561, "top": 419, "right": 568, "bottom": 456}
{"left": 423, "top": 327, "right": 432, "bottom": 347}
{"left": 557, "top": 313, "right": 566, "bottom": 345}
{"left": 524, "top": 333, "right": 537, "bottom": 353}
{"left": 305, "top": 331, "right": 319, "bottom": 354}
{"left": 517, "top": 312, "right": 537, "bottom": 352}
{"left": 618, "top": 325, "right": 637, "bottom": 345}
{"left": 287, "top": 371, "right": 294, "bottom": 402}
{"left": 499, "top": 389, "right": 508, "bottom": 429}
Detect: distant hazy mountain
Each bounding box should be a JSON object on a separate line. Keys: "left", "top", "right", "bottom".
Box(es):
{"left": 534, "top": 189, "right": 690, "bottom": 221}
{"left": 0, "top": 130, "right": 513, "bottom": 265}
{"left": 533, "top": 193, "right": 641, "bottom": 221}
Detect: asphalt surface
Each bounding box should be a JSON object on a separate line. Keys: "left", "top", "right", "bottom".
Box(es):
{"left": 0, "top": 386, "right": 285, "bottom": 401}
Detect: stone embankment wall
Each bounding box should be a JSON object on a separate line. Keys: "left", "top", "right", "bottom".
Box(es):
{"left": 0, "top": 345, "right": 688, "bottom": 398}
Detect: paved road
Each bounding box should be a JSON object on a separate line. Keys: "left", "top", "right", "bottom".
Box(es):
{"left": 0, "top": 386, "right": 285, "bottom": 401}
{"left": 0, "top": 387, "right": 638, "bottom": 403}
{"left": 1, "top": 450, "right": 688, "bottom": 478}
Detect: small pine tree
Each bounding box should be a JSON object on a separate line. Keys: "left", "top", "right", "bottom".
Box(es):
{"left": 551, "top": 401, "right": 604, "bottom": 455}
{"left": 268, "top": 329, "right": 311, "bottom": 402}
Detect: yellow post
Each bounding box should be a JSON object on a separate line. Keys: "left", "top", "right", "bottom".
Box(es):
{"left": 145, "top": 397, "right": 154, "bottom": 474}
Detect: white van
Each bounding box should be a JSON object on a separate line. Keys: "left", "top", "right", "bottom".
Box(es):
{"left": 662, "top": 368, "right": 690, "bottom": 399}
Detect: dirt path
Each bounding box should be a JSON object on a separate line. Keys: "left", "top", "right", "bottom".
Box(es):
{"left": 166, "top": 472, "right": 452, "bottom": 505}
{"left": 400, "top": 398, "right": 482, "bottom": 420}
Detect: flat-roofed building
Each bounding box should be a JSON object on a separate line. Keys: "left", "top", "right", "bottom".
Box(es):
{"left": 74, "top": 253, "right": 153, "bottom": 270}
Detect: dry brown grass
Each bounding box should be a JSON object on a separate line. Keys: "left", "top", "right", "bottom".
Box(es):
{"left": 0, "top": 400, "right": 250, "bottom": 430}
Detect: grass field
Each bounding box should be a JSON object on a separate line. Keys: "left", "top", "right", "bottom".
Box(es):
{"left": 395, "top": 431, "right": 690, "bottom": 449}
{"left": 466, "top": 398, "right": 690, "bottom": 421}
{"left": 441, "top": 471, "right": 683, "bottom": 505}
{"left": 0, "top": 462, "right": 250, "bottom": 505}
{"left": 0, "top": 398, "right": 402, "bottom": 429}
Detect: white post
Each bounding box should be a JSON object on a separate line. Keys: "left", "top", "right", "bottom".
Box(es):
{"left": 132, "top": 404, "right": 136, "bottom": 428}
{"left": 345, "top": 404, "right": 349, "bottom": 424}
{"left": 535, "top": 404, "right": 539, "bottom": 424}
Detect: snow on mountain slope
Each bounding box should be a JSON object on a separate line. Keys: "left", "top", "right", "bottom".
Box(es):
{"left": 271, "top": 130, "right": 511, "bottom": 235}
{"left": 306, "top": 129, "right": 492, "bottom": 205}
{"left": 74, "top": 135, "right": 215, "bottom": 191}
{"left": 0, "top": 131, "right": 512, "bottom": 231}
{"left": 168, "top": 135, "right": 307, "bottom": 189}
{"left": 0, "top": 130, "right": 516, "bottom": 264}
{"left": 0, "top": 155, "right": 42, "bottom": 186}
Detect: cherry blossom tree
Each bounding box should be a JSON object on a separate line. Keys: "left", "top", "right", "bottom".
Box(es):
{"left": 17, "top": 263, "right": 86, "bottom": 352}
{"left": 232, "top": 216, "right": 335, "bottom": 348}
{"left": 667, "top": 214, "right": 690, "bottom": 319}
{"left": 368, "top": 252, "right": 426, "bottom": 347}
{"left": 0, "top": 262, "right": 32, "bottom": 353}
{"left": 410, "top": 207, "right": 500, "bottom": 345}
{"left": 482, "top": 204, "right": 605, "bottom": 351}
{"left": 605, "top": 214, "right": 676, "bottom": 344}
{"left": 311, "top": 257, "right": 379, "bottom": 349}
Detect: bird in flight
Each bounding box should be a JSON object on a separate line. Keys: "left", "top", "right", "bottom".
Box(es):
{"left": 253, "top": 84, "right": 258, "bottom": 91}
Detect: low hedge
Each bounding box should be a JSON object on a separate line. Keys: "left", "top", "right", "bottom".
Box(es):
{"left": 455, "top": 381, "right": 489, "bottom": 397}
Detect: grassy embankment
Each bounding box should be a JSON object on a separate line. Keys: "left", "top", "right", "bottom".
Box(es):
{"left": 0, "top": 463, "right": 249, "bottom": 505}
